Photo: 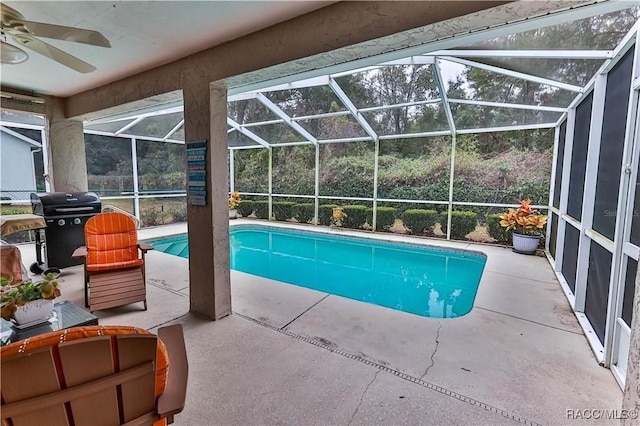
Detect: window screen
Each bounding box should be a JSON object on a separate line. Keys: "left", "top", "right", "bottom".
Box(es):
{"left": 593, "top": 48, "right": 634, "bottom": 240}
{"left": 585, "top": 242, "right": 612, "bottom": 344}
{"left": 631, "top": 157, "right": 640, "bottom": 246}
{"left": 549, "top": 212, "right": 558, "bottom": 259}
{"left": 567, "top": 92, "right": 593, "bottom": 220}
{"left": 561, "top": 224, "right": 580, "bottom": 293}
{"left": 623, "top": 258, "right": 637, "bottom": 327}
{"left": 553, "top": 121, "right": 567, "bottom": 209}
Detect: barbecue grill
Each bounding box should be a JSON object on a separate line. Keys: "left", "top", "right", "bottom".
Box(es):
{"left": 30, "top": 192, "right": 101, "bottom": 270}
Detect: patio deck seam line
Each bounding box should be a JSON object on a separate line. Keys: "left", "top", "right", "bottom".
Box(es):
{"left": 483, "top": 269, "right": 559, "bottom": 285}
{"left": 281, "top": 294, "right": 331, "bottom": 329}
{"left": 147, "top": 281, "right": 188, "bottom": 296}
{"left": 474, "top": 306, "right": 584, "bottom": 335}
{"left": 146, "top": 313, "right": 190, "bottom": 332}
{"left": 233, "top": 311, "right": 542, "bottom": 426}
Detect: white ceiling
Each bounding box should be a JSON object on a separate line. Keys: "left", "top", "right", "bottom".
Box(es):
{"left": 0, "top": 1, "right": 334, "bottom": 97}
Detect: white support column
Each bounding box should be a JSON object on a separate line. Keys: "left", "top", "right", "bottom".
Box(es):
{"left": 574, "top": 75, "right": 607, "bottom": 312}
{"left": 546, "top": 125, "right": 561, "bottom": 255}
{"left": 446, "top": 135, "right": 456, "bottom": 240}
{"left": 314, "top": 144, "right": 320, "bottom": 225}
{"left": 622, "top": 31, "right": 640, "bottom": 412}
{"left": 555, "top": 108, "right": 577, "bottom": 281}
{"left": 131, "top": 137, "right": 140, "bottom": 221}
{"left": 229, "top": 149, "right": 235, "bottom": 193}
{"left": 434, "top": 59, "right": 457, "bottom": 240}
{"left": 372, "top": 139, "right": 380, "bottom": 232}
{"left": 39, "top": 128, "right": 51, "bottom": 192}
{"left": 608, "top": 40, "right": 640, "bottom": 370}
{"left": 268, "top": 148, "right": 273, "bottom": 220}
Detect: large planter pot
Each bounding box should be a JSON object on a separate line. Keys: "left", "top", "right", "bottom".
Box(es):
{"left": 229, "top": 209, "right": 238, "bottom": 219}
{"left": 12, "top": 299, "right": 54, "bottom": 326}
{"left": 512, "top": 233, "right": 541, "bottom": 255}
{"left": 331, "top": 207, "right": 344, "bottom": 227}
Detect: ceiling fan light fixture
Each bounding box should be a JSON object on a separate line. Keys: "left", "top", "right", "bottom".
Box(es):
{"left": 1, "top": 40, "right": 28, "bottom": 64}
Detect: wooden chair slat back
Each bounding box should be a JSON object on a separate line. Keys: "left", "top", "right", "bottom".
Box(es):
{"left": 1, "top": 346, "right": 69, "bottom": 426}
{"left": 1, "top": 334, "right": 161, "bottom": 426}
{"left": 117, "top": 334, "right": 158, "bottom": 422}
{"left": 58, "top": 336, "right": 120, "bottom": 426}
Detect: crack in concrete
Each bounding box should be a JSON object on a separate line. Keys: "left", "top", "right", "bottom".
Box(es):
{"left": 234, "top": 312, "right": 542, "bottom": 426}
{"left": 420, "top": 322, "right": 442, "bottom": 380}
{"left": 349, "top": 369, "right": 380, "bottom": 425}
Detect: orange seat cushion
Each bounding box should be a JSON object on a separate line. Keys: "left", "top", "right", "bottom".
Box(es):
{"left": 85, "top": 212, "right": 142, "bottom": 272}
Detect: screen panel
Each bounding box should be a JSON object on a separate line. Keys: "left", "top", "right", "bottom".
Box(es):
{"left": 631, "top": 155, "right": 640, "bottom": 246}
{"left": 567, "top": 92, "right": 593, "bottom": 220}
{"left": 549, "top": 212, "right": 558, "bottom": 259}
{"left": 585, "top": 242, "right": 612, "bottom": 344}
{"left": 561, "top": 224, "right": 580, "bottom": 293}
{"left": 593, "top": 48, "right": 634, "bottom": 240}
{"left": 553, "top": 121, "right": 567, "bottom": 209}
{"left": 622, "top": 258, "right": 637, "bottom": 327}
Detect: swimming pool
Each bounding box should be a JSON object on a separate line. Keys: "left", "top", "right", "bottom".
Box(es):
{"left": 149, "top": 225, "right": 487, "bottom": 318}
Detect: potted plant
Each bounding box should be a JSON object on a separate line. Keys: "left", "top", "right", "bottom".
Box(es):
{"left": 331, "top": 207, "right": 345, "bottom": 227}
{"left": 228, "top": 191, "right": 242, "bottom": 219}
{"left": 499, "top": 199, "right": 548, "bottom": 255}
{"left": 0, "top": 272, "right": 62, "bottom": 325}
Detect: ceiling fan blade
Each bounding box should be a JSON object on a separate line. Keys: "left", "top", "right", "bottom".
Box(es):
{"left": 0, "top": 39, "right": 28, "bottom": 64}
{"left": 12, "top": 34, "right": 96, "bottom": 73}
{"left": 15, "top": 20, "right": 110, "bottom": 48}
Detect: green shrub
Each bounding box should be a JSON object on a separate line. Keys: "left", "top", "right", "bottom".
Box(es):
{"left": 293, "top": 203, "right": 314, "bottom": 224}
{"left": 141, "top": 207, "right": 163, "bottom": 227}
{"left": 366, "top": 207, "right": 397, "bottom": 231}
{"left": 170, "top": 205, "right": 188, "bottom": 223}
{"left": 401, "top": 209, "right": 438, "bottom": 235}
{"left": 440, "top": 211, "right": 478, "bottom": 240}
{"left": 0, "top": 206, "right": 31, "bottom": 215}
{"left": 254, "top": 201, "right": 270, "bottom": 219}
{"left": 238, "top": 200, "right": 254, "bottom": 217}
{"left": 486, "top": 213, "right": 512, "bottom": 243}
{"left": 318, "top": 204, "right": 339, "bottom": 226}
{"left": 273, "top": 201, "right": 296, "bottom": 221}
{"left": 342, "top": 205, "right": 368, "bottom": 229}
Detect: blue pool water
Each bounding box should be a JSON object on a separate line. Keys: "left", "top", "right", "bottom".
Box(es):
{"left": 149, "top": 226, "right": 487, "bottom": 318}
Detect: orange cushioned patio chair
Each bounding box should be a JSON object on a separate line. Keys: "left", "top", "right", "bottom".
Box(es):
{"left": 1, "top": 324, "right": 188, "bottom": 426}
{"left": 73, "top": 211, "right": 153, "bottom": 312}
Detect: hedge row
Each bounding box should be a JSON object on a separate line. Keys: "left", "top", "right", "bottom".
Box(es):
{"left": 237, "top": 200, "right": 488, "bottom": 239}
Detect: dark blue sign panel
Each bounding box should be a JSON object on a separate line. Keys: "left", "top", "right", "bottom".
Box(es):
{"left": 187, "top": 139, "right": 207, "bottom": 206}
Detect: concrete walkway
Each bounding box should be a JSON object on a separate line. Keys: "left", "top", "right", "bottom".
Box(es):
{"left": 16, "top": 220, "right": 622, "bottom": 425}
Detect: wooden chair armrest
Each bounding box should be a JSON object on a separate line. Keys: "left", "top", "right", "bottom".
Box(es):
{"left": 72, "top": 246, "right": 87, "bottom": 258}
{"left": 138, "top": 241, "right": 154, "bottom": 253}
{"left": 157, "top": 324, "right": 188, "bottom": 423}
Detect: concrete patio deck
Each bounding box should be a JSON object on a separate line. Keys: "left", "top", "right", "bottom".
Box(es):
{"left": 15, "top": 220, "right": 622, "bottom": 426}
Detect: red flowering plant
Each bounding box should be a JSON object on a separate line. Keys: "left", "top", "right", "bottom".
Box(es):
{"left": 499, "top": 199, "right": 548, "bottom": 236}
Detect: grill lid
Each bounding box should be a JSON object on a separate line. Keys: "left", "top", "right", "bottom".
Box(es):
{"left": 31, "top": 192, "right": 101, "bottom": 216}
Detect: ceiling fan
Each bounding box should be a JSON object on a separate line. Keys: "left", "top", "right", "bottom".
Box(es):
{"left": 0, "top": 3, "right": 110, "bottom": 73}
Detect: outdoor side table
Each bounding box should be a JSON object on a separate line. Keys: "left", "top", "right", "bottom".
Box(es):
{"left": 0, "top": 300, "right": 99, "bottom": 346}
